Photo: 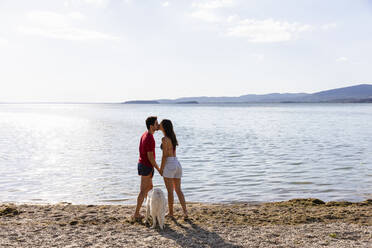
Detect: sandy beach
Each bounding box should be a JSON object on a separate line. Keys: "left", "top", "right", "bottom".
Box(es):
{"left": 0, "top": 198, "right": 371, "bottom": 247}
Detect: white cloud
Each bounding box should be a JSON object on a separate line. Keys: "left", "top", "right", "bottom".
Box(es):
{"left": 192, "top": 0, "right": 234, "bottom": 9}
{"left": 84, "top": 0, "right": 107, "bottom": 4}
{"left": 321, "top": 23, "right": 337, "bottom": 30}
{"left": 189, "top": 2, "right": 312, "bottom": 43}
{"left": 162, "top": 2, "right": 170, "bottom": 7}
{"left": 27, "top": 11, "right": 85, "bottom": 27}
{"left": 337, "top": 57, "right": 348, "bottom": 62}
{"left": 190, "top": 9, "right": 221, "bottom": 23}
{"left": 19, "top": 26, "right": 119, "bottom": 41}
{"left": 190, "top": 0, "right": 234, "bottom": 22}
{"left": 64, "top": 0, "right": 109, "bottom": 8}
{"left": 19, "top": 11, "right": 119, "bottom": 41}
{"left": 226, "top": 19, "right": 312, "bottom": 42}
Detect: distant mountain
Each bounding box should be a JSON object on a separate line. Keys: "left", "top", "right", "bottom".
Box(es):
{"left": 238, "top": 93, "right": 309, "bottom": 103}
{"left": 157, "top": 93, "right": 308, "bottom": 103}
{"left": 297, "top": 84, "right": 372, "bottom": 102}
{"left": 122, "top": 84, "right": 372, "bottom": 104}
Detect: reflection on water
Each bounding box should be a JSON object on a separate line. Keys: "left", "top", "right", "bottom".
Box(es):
{"left": 0, "top": 103, "right": 371, "bottom": 204}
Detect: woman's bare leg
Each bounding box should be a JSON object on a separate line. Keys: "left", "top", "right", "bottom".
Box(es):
{"left": 163, "top": 177, "right": 174, "bottom": 216}
{"left": 173, "top": 178, "right": 188, "bottom": 217}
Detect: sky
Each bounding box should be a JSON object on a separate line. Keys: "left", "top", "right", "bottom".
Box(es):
{"left": 0, "top": 0, "right": 371, "bottom": 102}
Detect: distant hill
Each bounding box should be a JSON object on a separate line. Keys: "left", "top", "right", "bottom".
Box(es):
{"left": 298, "top": 84, "right": 372, "bottom": 102}
{"left": 156, "top": 93, "right": 308, "bottom": 103}
{"left": 122, "top": 84, "right": 372, "bottom": 104}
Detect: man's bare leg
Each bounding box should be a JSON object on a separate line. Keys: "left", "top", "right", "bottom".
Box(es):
{"left": 133, "top": 174, "right": 153, "bottom": 219}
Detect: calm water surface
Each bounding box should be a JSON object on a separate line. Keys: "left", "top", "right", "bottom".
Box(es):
{"left": 0, "top": 103, "right": 371, "bottom": 204}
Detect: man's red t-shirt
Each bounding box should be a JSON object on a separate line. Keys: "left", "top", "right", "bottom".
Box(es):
{"left": 138, "top": 131, "right": 155, "bottom": 168}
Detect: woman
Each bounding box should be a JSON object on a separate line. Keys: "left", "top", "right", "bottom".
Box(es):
{"left": 159, "top": 119, "right": 188, "bottom": 218}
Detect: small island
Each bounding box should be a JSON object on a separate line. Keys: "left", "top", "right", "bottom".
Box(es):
{"left": 175, "top": 101, "right": 199, "bottom": 104}
{"left": 122, "top": 100, "right": 160, "bottom": 104}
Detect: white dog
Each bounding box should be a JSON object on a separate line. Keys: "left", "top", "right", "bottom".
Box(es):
{"left": 145, "top": 188, "right": 167, "bottom": 229}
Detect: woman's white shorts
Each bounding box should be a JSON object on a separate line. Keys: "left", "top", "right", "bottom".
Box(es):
{"left": 163, "top": 157, "right": 182, "bottom": 178}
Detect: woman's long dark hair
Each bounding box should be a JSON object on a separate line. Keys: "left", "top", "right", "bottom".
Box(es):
{"left": 161, "top": 119, "right": 178, "bottom": 149}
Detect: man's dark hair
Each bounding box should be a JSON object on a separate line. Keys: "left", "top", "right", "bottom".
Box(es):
{"left": 146, "top": 116, "right": 157, "bottom": 130}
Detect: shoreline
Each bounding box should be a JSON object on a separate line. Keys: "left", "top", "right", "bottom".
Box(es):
{"left": 1, "top": 198, "right": 371, "bottom": 247}
{"left": 3, "top": 194, "right": 371, "bottom": 207}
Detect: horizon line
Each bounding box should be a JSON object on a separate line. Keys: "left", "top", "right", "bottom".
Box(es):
{"left": 1, "top": 83, "right": 371, "bottom": 104}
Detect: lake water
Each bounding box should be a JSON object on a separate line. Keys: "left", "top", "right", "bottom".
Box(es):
{"left": 0, "top": 103, "right": 371, "bottom": 205}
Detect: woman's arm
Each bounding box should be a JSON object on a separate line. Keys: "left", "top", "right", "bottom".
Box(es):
{"left": 160, "top": 137, "right": 171, "bottom": 175}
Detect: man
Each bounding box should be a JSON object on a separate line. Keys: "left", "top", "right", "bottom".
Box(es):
{"left": 133, "top": 116, "right": 161, "bottom": 220}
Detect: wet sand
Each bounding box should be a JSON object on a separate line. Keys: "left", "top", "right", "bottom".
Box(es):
{"left": 1, "top": 198, "right": 371, "bottom": 247}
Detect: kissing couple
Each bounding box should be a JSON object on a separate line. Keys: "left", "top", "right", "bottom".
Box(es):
{"left": 133, "top": 116, "right": 188, "bottom": 220}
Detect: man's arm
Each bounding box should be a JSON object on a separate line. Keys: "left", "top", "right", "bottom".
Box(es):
{"left": 160, "top": 155, "right": 166, "bottom": 176}
{"left": 147, "top": 152, "right": 160, "bottom": 172}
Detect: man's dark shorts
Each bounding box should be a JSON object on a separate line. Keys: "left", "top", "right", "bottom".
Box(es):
{"left": 138, "top": 163, "right": 154, "bottom": 177}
